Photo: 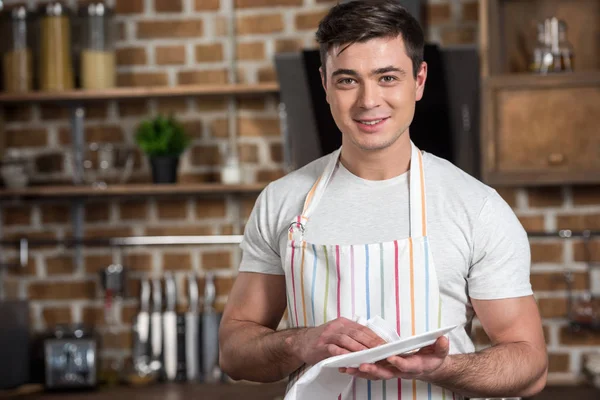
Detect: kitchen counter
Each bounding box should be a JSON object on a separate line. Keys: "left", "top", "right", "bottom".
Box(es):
{"left": 526, "top": 385, "right": 600, "bottom": 400}
{"left": 1, "top": 382, "right": 288, "bottom": 400}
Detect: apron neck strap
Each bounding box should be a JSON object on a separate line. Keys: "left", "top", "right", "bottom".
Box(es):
{"left": 300, "top": 142, "right": 428, "bottom": 238}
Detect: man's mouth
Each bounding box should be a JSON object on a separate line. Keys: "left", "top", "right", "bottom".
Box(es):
{"left": 354, "top": 117, "right": 389, "bottom": 127}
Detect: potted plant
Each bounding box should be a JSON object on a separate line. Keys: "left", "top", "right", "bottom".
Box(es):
{"left": 135, "top": 114, "right": 191, "bottom": 184}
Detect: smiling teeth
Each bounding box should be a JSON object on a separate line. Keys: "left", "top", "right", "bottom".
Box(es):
{"left": 361, "top": 119, "right": 383, "bottom": 125}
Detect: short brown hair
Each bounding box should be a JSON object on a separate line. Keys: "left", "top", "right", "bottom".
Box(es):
{"left": 316, "top": 0, "right": 425, "bottom": 79}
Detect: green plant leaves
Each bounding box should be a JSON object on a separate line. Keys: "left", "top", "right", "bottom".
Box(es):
{"left": 135, "top": 114, "right": 191, "bottom": 157}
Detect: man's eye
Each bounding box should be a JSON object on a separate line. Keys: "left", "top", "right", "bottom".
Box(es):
{"left": 338, "top": 78, "right": 355, "bottom": 85}
{"left": 381, "top": 76, "right": 397, "bottom": 83}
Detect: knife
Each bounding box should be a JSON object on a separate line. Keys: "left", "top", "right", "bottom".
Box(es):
{"left": 202, "top": 272, "right": 220, "bottom": 383}
{"left": 162, "top": 272, "right": 178, "bottom": 381}
{"left": 186, "top": 272, "right": 200, "bottom": 381}
{"left": 150, "top": 278, "right": 163, "bottom": 363}
{"left": 132, "top": 278, "right": 151, "bottom": 370}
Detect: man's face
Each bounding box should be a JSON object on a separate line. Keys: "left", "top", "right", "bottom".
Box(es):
{"left": 321, "top": 35, "right": 427, "bottom": 152}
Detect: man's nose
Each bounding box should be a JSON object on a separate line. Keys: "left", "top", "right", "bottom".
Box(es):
{"left": 357, "top": 82, "right": 381, "bottom": 110}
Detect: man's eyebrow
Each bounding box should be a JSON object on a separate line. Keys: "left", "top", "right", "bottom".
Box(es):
{"left": 330, "top": 66, "right": 407, "bottom": 78}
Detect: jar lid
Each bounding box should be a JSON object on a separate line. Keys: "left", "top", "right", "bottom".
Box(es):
{"left": 40, "top": 1, "right": 68, "bottom": 16}
{"left": 0, "top": 4, "right": 30, "bottom": 20}
{"left": 80, "top": 2, "right": 111, "bottom": 17}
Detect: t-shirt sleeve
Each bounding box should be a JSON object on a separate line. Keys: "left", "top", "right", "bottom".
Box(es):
{"left": 238, "top": 185, "right": 285, "bottom": 275}
{"left": 467, "top": 190, "right": 533, "bottom": 300}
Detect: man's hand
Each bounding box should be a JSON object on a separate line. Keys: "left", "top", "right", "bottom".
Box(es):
{"left": 287, "top": 317, "right": 387, "bottom": 365}
{"left": 338, "top": 336, "right": 450, "bottom": 381}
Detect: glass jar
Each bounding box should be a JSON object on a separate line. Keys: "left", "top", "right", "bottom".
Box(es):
{"left": 78, "top": 2, "right": 116, "bottom": 90}
{"left": 0, "top": 4, "right": 34, "bottom": 92}
{"left": 38, "top": 1, "right": 74, "bottom": 91}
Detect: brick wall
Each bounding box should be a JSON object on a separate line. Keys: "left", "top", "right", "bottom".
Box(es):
{"left": 1, "top": 0, "right": 600, "bottom": 385}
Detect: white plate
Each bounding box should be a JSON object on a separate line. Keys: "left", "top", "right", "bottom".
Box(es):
{"left": 323, "top": 325, "right": 459, "bottom": 369}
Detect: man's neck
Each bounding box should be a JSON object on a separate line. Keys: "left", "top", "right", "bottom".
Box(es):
{"left": 339, "top": 133, "right": 412, "bottom": 181}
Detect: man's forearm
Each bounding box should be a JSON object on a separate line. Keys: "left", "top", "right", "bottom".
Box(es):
{"left": 219, "top": 320, "right": 306, "bottom": 382}
{"left": 426, "top": 342, "right": 548, "bottom": 398}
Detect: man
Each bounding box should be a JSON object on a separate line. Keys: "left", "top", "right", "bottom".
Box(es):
{"left": 219, "top": 1, "right": 547, "bottom": 399}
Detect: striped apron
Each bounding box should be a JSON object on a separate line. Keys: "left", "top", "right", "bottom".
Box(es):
{"left": 284, "top": 142, "right": 457, "bottom": 400}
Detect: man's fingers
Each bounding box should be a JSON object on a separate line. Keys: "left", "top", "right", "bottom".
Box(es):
{"left": 331, "top": 333, "right": 370, "bottom": 352}
{"left": 327, "top": 344, "right": 351, "bottom": 357}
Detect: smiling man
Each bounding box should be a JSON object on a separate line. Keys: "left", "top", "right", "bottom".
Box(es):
{"left": 218, "top": 1, "right": 548, "bottom": 399}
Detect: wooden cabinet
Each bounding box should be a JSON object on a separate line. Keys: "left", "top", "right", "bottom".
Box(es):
{"left": 480, "top": 0, "right": 600, "bottom": 186}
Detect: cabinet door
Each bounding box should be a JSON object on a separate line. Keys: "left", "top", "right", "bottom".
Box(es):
{"left": 483, "top": 75, "right": 600, "bottom": 185}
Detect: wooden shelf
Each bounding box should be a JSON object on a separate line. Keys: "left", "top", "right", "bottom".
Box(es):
{"left": 0, "top": 83, "right": 279, "bottom": 104}
{"left": 0, "top": 182, "right": 267, "bottom": 200}
{"left": 484, "top": 71, "right": 600, "bottom": 89}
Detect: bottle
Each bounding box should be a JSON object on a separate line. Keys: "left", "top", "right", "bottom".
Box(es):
{"left": 38, "top": 1, "right": 74, "bottom": 91}
{"left": 79, "top": 2, "right": 116, "bottom": 89}
{"left": 558, "top": 20, "right": 574, "bottom": 72}
{"left": 1, "top": 5, "right": 33, "bottom": 92}
{"left": 539, "top": 18, "right": 554, "bottom": 74}
{"left": 530, "top": 22, "right": 545, "bottom": 73}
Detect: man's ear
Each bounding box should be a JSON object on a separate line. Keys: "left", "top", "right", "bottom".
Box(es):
{"left": 319, "top": 66, "right": 330, "bottom": 104}
{"left": 415, "top": 61, "right": 428, "bottom": 101}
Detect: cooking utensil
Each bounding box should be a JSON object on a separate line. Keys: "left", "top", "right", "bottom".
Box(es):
{"left": 150, "top": 278, "right": 162, "bottom": 363}
{"left": 162, "top": 273, "right": 177, "bottom": 381}
{"left": 202, "top": 272, "right": 220, "bottom": 383}
{"left": 132, "top": 278, "right": 150, "bottom": 371}
{"left": 186, "top": 272, "right": 200, "bottom": 381}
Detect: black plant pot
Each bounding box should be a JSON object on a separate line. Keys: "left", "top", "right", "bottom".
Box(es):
{"left": 150, "top": 156, "right": 180, "bottom": 184}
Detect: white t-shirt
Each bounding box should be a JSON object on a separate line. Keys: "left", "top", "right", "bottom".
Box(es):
{"left": 239, "top": 150, "right": 533, "bottom": 354}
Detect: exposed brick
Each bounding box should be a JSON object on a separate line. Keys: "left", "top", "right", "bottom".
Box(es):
{"left": 257, "top": 168, "right": 285, "bottom": 182}
{"left": 236, "top": 42, "right": 265, "bottom": 61}
{"left": 117, "top": 72, "right": 169, "bottom": 87}
{"left": 36, "top": 153, "right": 64, "bottom": 174}
{"left": 156, "top": 45, "right": 186, "bottom": 65}
{"left": 121, "top": 305, "right": 138, "bottom": 324}
{"left": 196, "top": 43, "right": 224, "bottom": 62}
{"left": 155, "top": 99, "right": 187, "bottom": 115}
{"left": 3, "top": 205, "right": 31, "bottom": 226}
{"left": 178, "top": 69, "right": 228, "bottom": 85}
{"left": 202, "top": 251, "right": 232, "bottom": 270}
{"left": 3, "top": 231, "right": 58, "bottom": 248}
{"left": 119, "top": 200, "right": 149, "bottom": 221}
{"left": 115, "top": 0, "right": 144, "bottom": 14}
{"left": 116, "top": 47, "right": 147, "bottom": 66}
{"left": 295, "top": 10, "right": 328, "bottom": 31}
{"left": 6, "top": 128, "right": 47, "bottom": 148}
{"left": 28, "top": 281, "right": 96, "bottom": 300}
{"left": 572, "top": 186, "right": 600, "bottom": 206}
{"left": 118, "top": 100, "right": 149, "bottom": 117}
{"left": 531, "top": 272, "right": 588, "bottom": 292}
{"left": 191, "top": 144, "right": 221, "bottom": 167}
{"left": 3, "top": 104, "right": 33, "bottom": 122}
{"left": 441, "top": 26, "right": 477, "bottom": 46}
{"left": 59, "top": 126, "right": 123, "bottom": 145}
{"left": 155, "top": 0, "right": 182, "bottom": 12}
{"left": 117, "top": 22, "right": 126, "bottom": 40}
{"left": 528, "top": 187, "right": 563, "bottom": 208}
{"left": 238, "top": 144, "right": 259, "bottom": 163}
{"left": 5, "top": 256, "right": 36, "bottom": 276}
{"left": 163, "top": 253, "right": 192, "bottom": 271}
{"left": 179, "top": 173, "right": 217, "bottom": 184}
{"left": 195, "top": 98, "right": 227, "bottom": 111}
{"left": 242, "top": 195, "right": 259, "bottom": 219}
{"left": 137, "top": 20, "right": 204, "bottom": 39}
{"left": 84, "top": 227, "right": 133, "bottom": 239}
{"left": 270, "top": 143, "right": 283, "bottom": 163}
{"left": 493, "top": 187, "right": 518, "bottom": 208}
{"left": 238, "top": 97, "right": 267, "bottom": 111}
{"left": 85, "top": 254, "right": 113, "bottom": 273}
{"left": 462, "top": 1, "right": 479, "bottom": 22}
{"left": 537, "top": 297, "right": 568, "bottom": 319}
{"left": 126, "top": 277, "right": 142, "bottom": 300}
{"left": 573, "top": 240, "right": 600, "bottom": 263}
{"left": 548, "top": 353, "right": 570, "bottom": 373}
{"left": 275, "top": 38, "right": 305, "bottom": 53}
{"left": 214, "top": 16, "right": 228, "bottom": 36}
{"left": 239, "top": 117, "right": 280, "bottom": 137}
{"left": 235, "top": 0, "right": 301, "bottom": 7}
{"left": 221, "top": 224, "right": 235, "bottom": 235}
{"left": 556, "top": 214, "right": 600, "bottom": 231}
{"left": 101, "top": 331, "right": 132, "bottom": 349}
{"left": 197, "top": 276, "right": 234, "bottom": 297}
{"left": 258, "top": 66, "right": 277, "bottom": 82}
{"left": 156, "top": 198, "right": 189, "bottom": 219}
{"left": 145, "top": 226, "right": 214, "bottom": 236}
{"left": 236, "top": 14, "right": 283, "bottom": 35}
{"left": 530, "top": 242, "right": 564, "bottom": 263}
{"left": 85, "top": 202, "right": 111, "bottom": 222}
{"left": 82, "top": 306, "right": 105, "bottom": 326}
{"left": 560, "top": 326, "right": 600, "bottom": 345}
{"left": 210, "top": 119, "right": 229, "bottom": 138}
{"left": 46, "top": 255, "right": 76, "bottom": 275}
{"left": 40, "top": 204, "right": 70, "bottom": 224}
{"left": 195, "top": 0, "right": 220, "bottom": 10}
{"left": 426, "top": 3, "right": 452, "bottom": 25}
{"left": 181, "top": 121, "right": 203, "bottom": 138}
{"left": 518, "top": 215, "right": 545, "bottom": 232}
{"left": 124, "top": 253, "right": 153, "bottom": 271}
{"left": 41, "top": 103, "right": 109, "bottom": 121}
{"left": 196, "top": 199, "right": 227, "bottom": 219}
{"left": 43, "top": 307, "right": 72, "bottom": 326}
